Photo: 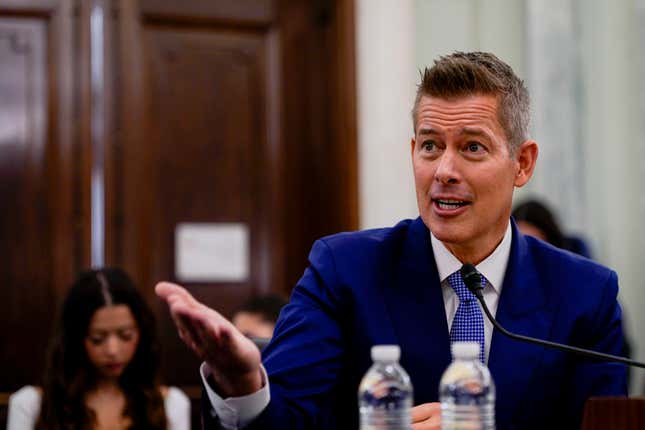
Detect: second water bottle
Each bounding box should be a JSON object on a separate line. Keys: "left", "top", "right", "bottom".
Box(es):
{"left": 439, "top": 341, "right": 495, "bottom": 430}
{"left": 358, "top": 345, "right": 413, "bottom": 430}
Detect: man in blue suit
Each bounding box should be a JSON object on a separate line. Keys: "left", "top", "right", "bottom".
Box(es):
{"left": 157, "top": 52, "right": 626, "bottom": 429}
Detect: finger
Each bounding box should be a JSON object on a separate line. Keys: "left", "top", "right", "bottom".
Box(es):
{"left": 171, "top": 301, "right": 240, "bottom": 358}
{"left": 202, "top": 319, "right": 240, "bottom": 352}
{"left": 411, "top": 403, "right": 441, "bottom": 422}
{"left": 170, "top": 292, "right": 231, "bottom": 335}
{"left": 155, "top": 282, "right": 201, "bottom": 308}
{"left": 164, "top": 298, "right": 210, "bottom": 347}
{"left": 191, "top": 311, "right": 254, "bottom": 356}
{"left": 158, "top": 287, "right": 230, "bottom": 363}
{"left": 177, "top": 326, "right": 203, "bottom": 355}
{"left": 177, "top": 313, "right": 205, "bottom": 344}
{"left": 171, "top": 309, "right": 199, "bottom": 342}
{"left": 166, "top": 295, "right": 205, "bottom": 321}
{"left": 155, "top": 281, "right": 182, "bottom": 299}
{"left": 174, "top": 299, "right": 232, "bottom": 338}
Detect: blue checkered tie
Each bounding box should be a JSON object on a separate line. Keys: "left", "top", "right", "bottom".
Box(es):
{"left": 448, "top": 270, "right": 486, "bottom": 363}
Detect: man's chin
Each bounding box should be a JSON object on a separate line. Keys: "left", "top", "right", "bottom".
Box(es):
{"left": 432, "top": 232, "right": 467, "bottom": 246}
{"left": 424, "top": 217, "right": 468, "bottom": 243}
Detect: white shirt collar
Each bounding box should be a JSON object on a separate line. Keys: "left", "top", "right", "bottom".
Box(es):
{"left": 430, "top": 221, "right": 512, "bottom": 293}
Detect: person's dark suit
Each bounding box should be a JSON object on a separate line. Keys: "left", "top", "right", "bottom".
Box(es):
{"left": 204, "top": 217, "right": 626, "bottom": 429}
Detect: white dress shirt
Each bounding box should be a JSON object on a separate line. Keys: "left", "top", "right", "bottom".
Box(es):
{"left": 432, "top": 221, "right": 512, "bottom": 364}
{"left": 202, "top": 221, "right": 513, "bottom": 428}
{"left": 200, "top": 362, "right": 270, "bottom": 430}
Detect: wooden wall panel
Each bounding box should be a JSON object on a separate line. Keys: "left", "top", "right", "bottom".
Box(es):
{"left": 279, "top": 0, "right": 359, "bottom": 289}
{"left": 0, "top": 0, "right": 78, "bottom": 391}
{"left": 0, "top": 17, "right": 51, "bottom": 390}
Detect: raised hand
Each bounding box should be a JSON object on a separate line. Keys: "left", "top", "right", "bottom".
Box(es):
{"left": 155, "top": 282, "right": 263, "bottom": 397}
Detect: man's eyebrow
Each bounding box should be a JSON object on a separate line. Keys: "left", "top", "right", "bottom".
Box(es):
{"left": 417, "top": 127, "right": 491, "bottom": 136}
{"left": 458, "top": 127, "right": 490, "bottom": 137}
{"left": 417, "top": 128, "right": 440, "bottom": 136}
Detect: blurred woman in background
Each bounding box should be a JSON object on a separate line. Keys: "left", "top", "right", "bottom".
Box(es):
{"left": 512, "top": 199, "right": 592, "bottom": 258}
{"left": 7, "top": 268, "right": 190, "bottom": 429}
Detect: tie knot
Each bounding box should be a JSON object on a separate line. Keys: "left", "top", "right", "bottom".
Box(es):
{"left": 447, "top": 270, "right": 483, "bottom": 303}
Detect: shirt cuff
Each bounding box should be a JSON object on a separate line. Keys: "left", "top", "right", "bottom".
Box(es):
{"left": 199, "top": 362, "right": 270, "bottom": 430}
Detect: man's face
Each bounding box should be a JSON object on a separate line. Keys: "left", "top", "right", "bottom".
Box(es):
{"left": 411, "top": 94, "right": 535, "bottom": 263}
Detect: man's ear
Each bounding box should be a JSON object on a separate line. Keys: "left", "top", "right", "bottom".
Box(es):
{"left": 410, "top": 137, "right": 416, "bottom": 157}
{"left": 514, "top": 140, "right": 538, "bottom": 187}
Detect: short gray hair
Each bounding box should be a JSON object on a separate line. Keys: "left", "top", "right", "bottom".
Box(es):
{"left": 412, "top": 51, "right": 530, "bottom": 154}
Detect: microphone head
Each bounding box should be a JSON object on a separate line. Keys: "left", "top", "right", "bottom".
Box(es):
{"left": 460, "top": 263, "right": 484, "bottom": 298}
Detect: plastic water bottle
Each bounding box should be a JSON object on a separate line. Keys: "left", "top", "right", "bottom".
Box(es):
{"left": 439, "top": 342, "right": 495, "bottom": 430}
{"left": 358, "top": 345, "right": 413, "bottom": 430}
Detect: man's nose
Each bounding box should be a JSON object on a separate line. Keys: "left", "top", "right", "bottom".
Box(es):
{"left": 434, "top": 148, "right": 461, "bottom": 184}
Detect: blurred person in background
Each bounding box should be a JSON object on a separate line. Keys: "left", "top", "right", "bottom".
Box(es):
{"left": 7, "top": 268, "right": 190, "bottom": 430}
{"left": 232, "top": 294, "right": 287, "bottom": 348}
{"left": 512, "top": 199, "right": 592, "bottom": 258}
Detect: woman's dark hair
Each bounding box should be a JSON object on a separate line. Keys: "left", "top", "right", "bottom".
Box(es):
{"left": 512, "top": 199, "right": 565, "bottom": 248}
{"left": 37, "top": 267, "right": 167, "bottom": 429}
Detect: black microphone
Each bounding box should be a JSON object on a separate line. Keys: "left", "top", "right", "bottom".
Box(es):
{"left": 460, "top": 263, "right": 645, "bottom": 369}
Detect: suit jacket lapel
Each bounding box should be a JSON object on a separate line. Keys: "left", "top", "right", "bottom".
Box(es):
{"left": 382, "top": 217, "right": 452, "bottom": 403}
{"left": 488, "top": 221, "right": 554, "bottom": 423}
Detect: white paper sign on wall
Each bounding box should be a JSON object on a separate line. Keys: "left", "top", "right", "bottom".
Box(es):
{"left": 175, "top": 223, "right": 249, "bottom": 282}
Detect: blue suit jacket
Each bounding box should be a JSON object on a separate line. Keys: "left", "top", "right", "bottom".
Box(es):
{"left": 217, "top": 217, "right": 626, "bottom": 429}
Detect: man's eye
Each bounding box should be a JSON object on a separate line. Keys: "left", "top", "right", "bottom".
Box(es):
{"left": 422, "top": 140, "right": 436, "bottom": 151}
{"left": 466, "top": 142, "right": 484, "bottom": 152}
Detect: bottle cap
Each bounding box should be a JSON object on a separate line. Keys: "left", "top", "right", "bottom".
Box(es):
{"left": 451, "top": 342, "right": 480, "bottom": 359}
{"left": 371, "top": 345, "right": 401, "bottom": 362}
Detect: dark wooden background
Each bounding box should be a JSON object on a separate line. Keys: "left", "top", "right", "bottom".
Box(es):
{"left": 0, "top": 0, "right": 357, "bottom": 423}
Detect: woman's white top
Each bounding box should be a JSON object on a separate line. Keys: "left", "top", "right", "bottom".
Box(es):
{"left": 7, "top": 385, "right": 191, "bottom": 430}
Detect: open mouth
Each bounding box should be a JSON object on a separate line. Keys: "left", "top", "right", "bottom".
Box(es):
{"left": 434, "top": 199, "right": 470, "bottom": 209}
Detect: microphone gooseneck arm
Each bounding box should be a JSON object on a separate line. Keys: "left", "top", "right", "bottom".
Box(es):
{"left": 459, "top": 263, "right": 645, "bottom": 369}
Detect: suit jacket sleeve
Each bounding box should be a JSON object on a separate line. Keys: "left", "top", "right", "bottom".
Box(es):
{"left": 244, "top": 238, "right": 350, "bottom": 429}
{"left": 572, "top": 270, "right": 627, "bottom": 410}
